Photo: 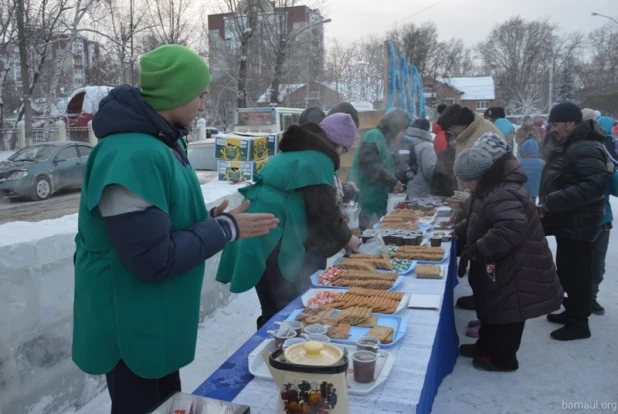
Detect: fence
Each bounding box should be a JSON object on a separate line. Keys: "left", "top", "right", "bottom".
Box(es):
{"left": 0, "top": 122, "right": 94, "bottom": 154}
{"left": 0, "top": 118, "right": 210, "bottom": 154}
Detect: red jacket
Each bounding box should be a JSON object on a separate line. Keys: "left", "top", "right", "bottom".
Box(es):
{"left": 433, "top": 121, "right": 447, "bottom": 154}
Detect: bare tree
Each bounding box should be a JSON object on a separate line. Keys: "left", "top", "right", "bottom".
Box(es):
{"left": 145, "top": 0, "right": 198, "bottom": 46}
{"left": 14, "top": 0, "right": 72, "bottom": 136}
{"left": 213, "top": 0, "right": 261, "bottom": 108}
{"left": 42, "top": 0, "right": 99, "bottom": 120}
{"left": 476, "top": 17, "right": 582, "bottom": 111}
{"left": 81, "top": 0, "right": 153, "bottom": 84}
{"left": 325, "top": 39, "right": 356, "bottom": 95}
{"left": 576, "top": 21, "right": 618, "bottom": 101}
{"left": 0, "top": 0, "right": 17, "bottom": 128}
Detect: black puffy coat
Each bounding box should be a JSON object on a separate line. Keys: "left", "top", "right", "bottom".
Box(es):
{"left": 455, "top": 153, "right": 563, "bottom": 325}
{"left": 539, "top": 120, "right": 612, "bottom": 242}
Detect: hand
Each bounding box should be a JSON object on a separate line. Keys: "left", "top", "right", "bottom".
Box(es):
{"left": 449, "top": 230, "right": 458, "bottom": 240}
{"left": 346, "top": 236, "right": 361, "bottom": 253}
{"left": 393, "top": 181, "right": 405, "bottom": 193}
{"left": 452, "top": 191, "right": 470, "bottom": 203}
{"left": 213, "top": 200, "right": 251, "bottom": 217}
{"left": 536, "top": 203, "right": 547, "bottom": 218}
{"left": 230, "top": 202, "right": 279, "bottom": 239}
{"left": 348, "top": 182, "right": 359, "bottom": 193}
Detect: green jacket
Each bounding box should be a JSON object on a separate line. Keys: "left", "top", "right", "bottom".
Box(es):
{"left": 72, "top": 133, "right": 208, "bottom": 379}
{"left": 216, "top": 135, "right": 336, "bottom": 293}
{"left": 348, "top": 128, "right": 396, "bottom": 216}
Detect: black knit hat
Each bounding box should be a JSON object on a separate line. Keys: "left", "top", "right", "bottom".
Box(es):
{"left": 299, "top": 107, "right": 326, "bottom": 126}
{"left": 328, "top": 102, "right": 360, "bottom": 128}
{"left": 484, "top": 107, "right": 505, "bottom": 121}
{"left": 437, "top": 104, "right": 475, "bottom": 130}
{"left": 411, "top": 118, "right": 431, "bottom": 131}
{"left": 549, "top": 102, "right": 583, "bottom": 123}
{"left": 436, "top": 103, "right": 447, "bottom": 115}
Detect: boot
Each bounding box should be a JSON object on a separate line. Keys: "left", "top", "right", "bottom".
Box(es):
{"left": 458, "top": 344, "right": 478, "bottom": 358}
{"left": 472, "top": 355, "right": 518, "bottom": 372}
{"left": 456, "top": 295, "right": 475, "bottom": 310}
{"left": 550, "top": 323, "right": 591, "bottom": 341}
{"left": 546, "top": 311, "right": 575, "bottom": 325}
{"left": 590, "top": 300, "right": 605, "bottom": 315}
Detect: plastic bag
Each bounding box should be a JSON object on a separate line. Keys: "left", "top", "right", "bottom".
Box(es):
{"left": 357, "top": 237, "right": 385, "bottom": 255}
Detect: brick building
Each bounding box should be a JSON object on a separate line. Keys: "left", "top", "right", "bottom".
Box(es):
{"left": 424, "top": 77, "right": 496, "bottom": 114}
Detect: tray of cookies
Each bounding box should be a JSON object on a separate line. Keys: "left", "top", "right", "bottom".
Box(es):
{"left": 311, "top": 269, "right": 404, "bottom": 291}
{"left": 287, "top": 307, "right": 406, "bottom": 348}
{"left": 414, "top": 264, "right": 446, "bottom": 279}
{"left": 390, "top": 246, "right": 449, "bottom": 263}
{"left": 336, "top": 254, "right": 417, "bottom": 276}
{"left": 302, "top": 287, "right": 409, "bottom": 314}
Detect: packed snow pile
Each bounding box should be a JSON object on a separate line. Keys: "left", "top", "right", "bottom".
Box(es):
{"left": 0, "top": 181, "right": 245, "bottom": 414}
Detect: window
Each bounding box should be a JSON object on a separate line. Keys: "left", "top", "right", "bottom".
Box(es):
{"left": 77, "top": 145, "right": 92, "bottom": 157}
{"left": 57, "top": 145, "right": 79, "bottom": 160}
{"left": 476, "top": 101, "right": 489, "bottom": 110}
{"left": 442, "top": 98, "right": 454, "bottom": 105}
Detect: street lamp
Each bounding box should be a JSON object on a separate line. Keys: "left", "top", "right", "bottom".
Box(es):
{"left": 591, "top": 12, "right": 618, "bottom": 25}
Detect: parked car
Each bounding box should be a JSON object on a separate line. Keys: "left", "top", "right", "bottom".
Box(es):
{"left": 206, "top": 127, "right": 219, "bottom": 138}
{"left": 187, "top": 139, "right": 217, "bottom": 171}
{"left": 0, "top": 141, "right": 93, "bottom": 200}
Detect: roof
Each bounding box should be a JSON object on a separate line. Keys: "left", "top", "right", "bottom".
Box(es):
{"left": 68, "top": 86, "right": 113, "bottom": 114}
{"left": 438, "top": 77, "right": 495, "bottom": 101}
{"left": 257, "top": 84, "right": 306, "bottom": 103}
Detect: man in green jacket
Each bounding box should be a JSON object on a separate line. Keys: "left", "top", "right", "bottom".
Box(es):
{"left": 72, "top": 44, "right": 278, "bottom": 414}
{"left": 348, "top": 108, "right": 409, "bottom": 230}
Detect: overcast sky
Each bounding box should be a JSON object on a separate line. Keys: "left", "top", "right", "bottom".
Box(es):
{"left": 323, "top": 0, "right": 617, "bottom": 46}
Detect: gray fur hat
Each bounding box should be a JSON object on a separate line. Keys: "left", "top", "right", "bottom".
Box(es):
{"left": 454, "top": 148, "right": 493, "bottom": 182}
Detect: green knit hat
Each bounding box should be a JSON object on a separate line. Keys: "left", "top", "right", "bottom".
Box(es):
{"left": 140, "top": 44, "right": 212, "bottom": 111}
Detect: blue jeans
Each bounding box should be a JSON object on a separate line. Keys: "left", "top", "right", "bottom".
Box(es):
{"left": 591, "top": 229, "right": 610, "bottom": 301}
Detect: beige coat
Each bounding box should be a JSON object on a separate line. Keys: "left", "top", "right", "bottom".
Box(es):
{"left": 455, "top": 113, "right": 503, "bottom": 156}
{"left": 455, "top": 113, "right": 503, "bottom": 189}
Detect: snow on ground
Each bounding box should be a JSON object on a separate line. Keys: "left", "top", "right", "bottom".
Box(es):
{"left": 61, "top": 200, "right": 618, "bottom": 414}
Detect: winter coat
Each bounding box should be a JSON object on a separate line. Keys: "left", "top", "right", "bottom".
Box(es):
{"left": 433, "top": 121, "right": 447, "bottom": 154}
{"left": 515, "top": 124, "right": 541, "bottom": 151}
{"left": 541, "top": 131, "right": 558, "bottom": 161}
{"left": 430, "top": 146, "right": 457, "bottom": 198}
{"left": 455, "top": 113, "right": 503, "bottom": 156}
{"left": 455, "top": 153, "right": 562, "bottom": 325}
{"left": 404, "top": 127, "right": 437, "bottom": 198}
{"left": 217, "top": 125, "right": 351, "bottom": 293}
{"left": 539, "top": 120, "right": 612, "bottom": 242}
{"left": 518, "top": 139, "right": 545, "bottom": 199}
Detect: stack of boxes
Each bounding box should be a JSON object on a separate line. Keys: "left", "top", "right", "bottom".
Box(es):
{"left": 215, "top": 133, "right": 282, "bottom": 182}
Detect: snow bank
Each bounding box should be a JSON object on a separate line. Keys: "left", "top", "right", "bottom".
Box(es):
{"left": 0, "top": 181, "right": 246, "bottom": 414}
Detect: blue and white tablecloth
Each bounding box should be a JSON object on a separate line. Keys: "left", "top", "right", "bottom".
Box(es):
{"left": 194, "top": 242, "right": 459, "bottom": 413}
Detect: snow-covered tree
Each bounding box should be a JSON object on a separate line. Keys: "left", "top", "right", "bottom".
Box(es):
{"left": 556, "top": 62, "right": 575, "bottom": 103}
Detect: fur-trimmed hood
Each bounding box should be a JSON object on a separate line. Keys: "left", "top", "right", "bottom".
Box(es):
{"left": 279, "top": 124, "right": 340, "bottom": 170}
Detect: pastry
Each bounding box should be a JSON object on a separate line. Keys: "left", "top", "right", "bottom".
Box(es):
{"left": 366, "top": 326, "right": 394, "bottom": 344}
{"left": 415, "top": 264, "right": 443, "bottom": 279}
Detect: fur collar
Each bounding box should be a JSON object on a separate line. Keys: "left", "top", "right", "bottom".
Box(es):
{"left": 279, "top": 124, "right": 340, "bottom": 170}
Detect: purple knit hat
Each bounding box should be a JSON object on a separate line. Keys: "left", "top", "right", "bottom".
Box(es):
{"left": 319, "top": 113, "right": 357, "bottom": 148}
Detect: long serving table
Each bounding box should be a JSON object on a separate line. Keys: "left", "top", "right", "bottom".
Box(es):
{"left": 193, "top": 242, "right": 460, "bottom": 413}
